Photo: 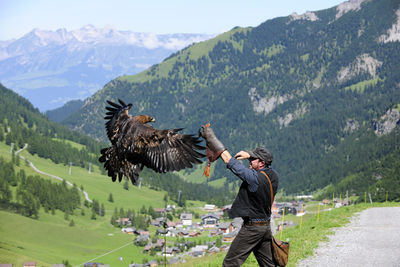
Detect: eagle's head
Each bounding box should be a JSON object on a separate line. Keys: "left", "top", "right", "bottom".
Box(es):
{"left": 134, "top": 115, "right": 155, "bottom": 124}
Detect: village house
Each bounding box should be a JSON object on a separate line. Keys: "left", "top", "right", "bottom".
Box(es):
{"left": 135, "top": 235, "right": 149, "bottom": 246}
{"left": 151, "top": 217, "right": 164, "bottom": 227}
{"left": 162, "top": 247, "right": 180, "bottom": 257}
{"left": 139, "top": 230, "right": 150, "bottom": 236}
{"left": 215, "top": 211, "right": 224, "bottom": 219}
{"left": 322, "top": 199, "right": 330, "bottom": 205}
{"left": 209, "top": 229, "right": 220, "bottom": 237}
{"left": 156, "top": 228, "right": 167, "bottom": 235}
{"left": 166, "top": 229, "right": 178, "bottom": 237}
{"left": 166, "top": 204, "right": 175, "bottom": 212}
{"left": 166, "top": 221, "right": 176, "bottom": 229}
{"left": 163, "top": 247, "right": 174, "bottom": 257}
{"left": 115, "top": 217, "right": 131, "bottom": 226}
{"left": 121, "top": 227, "right": 136, "bottom": 234}
{"left": 52, "top": 264, "right": 65, "bottom": 267}
{"left": 223, "top": 230, "right": 239, "bottom": 242}
{"left": 0, "top": 264, "right": 13, "bottom": 267}
{"left": 201, "top": 213, "right": 219, "bottom": 228}
{"left": 144, "top": 239, "right": 165, "bottom": 253}
{"left": 175, "top": 220, "right": 183, "bottom": 228}
{"left": 177, "top": 229, "right": 189, "bottom": 238}
{"left": 208, "top": 246, "right": 220, "bottom": 254}
{"left": 23, "top": 263, "right": 36, "bottom": 267}
{"left": 147, "top": 260, "right": 158, "bottom": 267}
{"left": 218, "top": 222, "right": 233, "bottom": 234}
{"left": 84, "top": 263, "right": 109, "bottom": 267}
{"left": 154, "top": 208, "right": 165, "bottom": 215}
{"left": 189, "top": 231, "right": 201, "bottom": 238}
{"left": 180, "top": 213, "right": 193, "bottom": 226}
{"left": 204, "top": 204, "right": 216, "bottom": 211}
{"left": 220, "top": 244, "right": 230, "bottom": 251}
{"left": 191, "top": 245, "right": 208, "bottom": 257}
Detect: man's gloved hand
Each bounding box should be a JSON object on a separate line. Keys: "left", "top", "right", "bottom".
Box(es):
{"left": 200, "top": 124, "right": 226, "bottom": 177}
{"left": 201, "top": 125, "right": 226, "bottom": 154}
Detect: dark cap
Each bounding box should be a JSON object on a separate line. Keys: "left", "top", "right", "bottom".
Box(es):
{"left": 247, "top": 147, "right": 273, "bottom": 166}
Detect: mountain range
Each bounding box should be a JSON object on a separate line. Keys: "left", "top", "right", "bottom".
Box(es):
{"left": 61, "top": 0, "right": 400, "bottom": 197}
{"left": 0, "top": 25, "right": 214, "bottom": 111}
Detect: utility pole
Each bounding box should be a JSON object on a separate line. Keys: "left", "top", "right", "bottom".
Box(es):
{"left": 69, "top": 162, "right": 72, "bottom": 175}
{"left": 178, "top": 190, "right": 182, "bottom": 204}
{"left": 138, "top": 177, "right": 143, "bottom": 189}
{"left": 88, "top": 162, "right": 92, "bottom": 174}
{"left": 10, "top": 142, "right": 14, "bottom": 153}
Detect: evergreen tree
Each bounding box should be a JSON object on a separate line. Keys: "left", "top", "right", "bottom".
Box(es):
{"left": 101, "top": 203, "right": 105, "bottom": 216}
{"left": 108, "top": 193, "right": 114, "bottom": 202}
{"left": 91, "top": 210, "right": 97, "bottom": 220}
{"left": 123, "top": 180, "right": 129, "bottom": 190}
{"left": 0, "top": 180, "right": 12, "bottom": 204}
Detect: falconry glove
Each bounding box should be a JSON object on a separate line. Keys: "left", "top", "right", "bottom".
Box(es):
{"left": 200, "top": 124, "right": 226, "bottom": 177}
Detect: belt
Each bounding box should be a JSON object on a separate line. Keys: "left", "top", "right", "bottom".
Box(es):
{"left": 243, "top": 220, "right": 270, "bottom": 226}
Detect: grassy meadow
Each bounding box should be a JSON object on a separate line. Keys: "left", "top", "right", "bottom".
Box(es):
{"left": 0, "top": 140, "right": 208, "bottom": 265}
{"left": 1, "top": 140, "right": 399, "bottom": 266}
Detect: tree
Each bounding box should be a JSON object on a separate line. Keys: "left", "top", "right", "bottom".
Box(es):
{"left": 69, "top": 219, "right": 75, "bottom": 227}
{"left": 91, "top": 210, "right": 97, "bottom": 220}
{"left": 0, "top": 180, "right": 12, "bottom": 204}
{"left": 108, "top": 193, "right": 114, "bottom": 202}
{"left": 21, "top": 191, "right": 39, "bottom": 219}
{"left": 123, "top": 180, "right": 129, "bottom": 190}
{"left": 101, "top": 204, "right": 105, "bottom": 216}
{"left": 62, "top": 260, "right": 72, "bottom": 267}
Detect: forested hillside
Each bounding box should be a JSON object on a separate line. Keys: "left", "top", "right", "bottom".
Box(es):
{"left": 63, "top": 0, "right": 400, "bottom": 199}
{"left": 0, "top": 84, "right": 103, "bottom": 168}
{"left": 0, "top": 84, "right": 234, "bottom": 206}
{"left": 46, "top": 99, "right": 84, "bottom": 123}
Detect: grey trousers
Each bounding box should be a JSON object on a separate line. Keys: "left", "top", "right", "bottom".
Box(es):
{"left": 223, "top": 223, "right": 276, "bottom": 267}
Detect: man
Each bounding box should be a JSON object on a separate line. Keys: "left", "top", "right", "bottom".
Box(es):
{"left": 201, "top": 125, "right": 278, "bottom": 267}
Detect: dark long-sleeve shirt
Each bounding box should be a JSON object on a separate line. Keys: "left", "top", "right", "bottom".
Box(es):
{"left": 227, "top": 157, "right": 267, "bottom": 192}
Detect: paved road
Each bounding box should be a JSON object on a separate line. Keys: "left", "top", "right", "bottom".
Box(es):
{"left": 296, "top": 207, "right": 400, "bottom": 267}
{"left": 15, "top": 143, "right": 92, "bottom": 203}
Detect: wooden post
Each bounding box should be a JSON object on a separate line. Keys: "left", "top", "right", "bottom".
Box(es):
{"left": 280, "top": 208, "right": 285, "bottom": 240}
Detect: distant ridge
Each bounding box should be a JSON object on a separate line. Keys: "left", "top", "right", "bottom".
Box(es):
{"left": 0, "top": 25, "right": 215, "bottom": 111}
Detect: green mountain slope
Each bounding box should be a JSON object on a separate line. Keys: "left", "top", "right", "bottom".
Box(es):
{"left": 63, "top": 0, "right": 400, "bottom": 197}
{"left": 0, "top": 84, "right": 236, "bottom": 264}
{"left": 46, "top": 99, "right": 84, "bottom": 123}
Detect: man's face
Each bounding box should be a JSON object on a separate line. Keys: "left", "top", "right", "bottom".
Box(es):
{"left": 249, "top": 157, "right": 264, "bottom": 170}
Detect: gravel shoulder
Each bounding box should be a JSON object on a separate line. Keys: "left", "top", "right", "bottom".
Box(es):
{"left": 296, "top": 207, "right": 400, "bottom": 267}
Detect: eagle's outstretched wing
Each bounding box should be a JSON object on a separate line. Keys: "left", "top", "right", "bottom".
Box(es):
{"left": 99, "top": 99, "right": 205, "bottom": 184}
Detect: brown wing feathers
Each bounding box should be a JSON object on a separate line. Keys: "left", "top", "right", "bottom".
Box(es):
{"left": 99, "top": 99, "right": 205, "bottom": 184}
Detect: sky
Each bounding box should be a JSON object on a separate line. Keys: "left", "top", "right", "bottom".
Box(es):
{"left": 0, "top": 0, "right": 346, "bottom": 41}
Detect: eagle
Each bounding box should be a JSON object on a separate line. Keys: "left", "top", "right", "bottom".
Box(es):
{"left": 99, "top": 99, "right": 205, "bottom": 184}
